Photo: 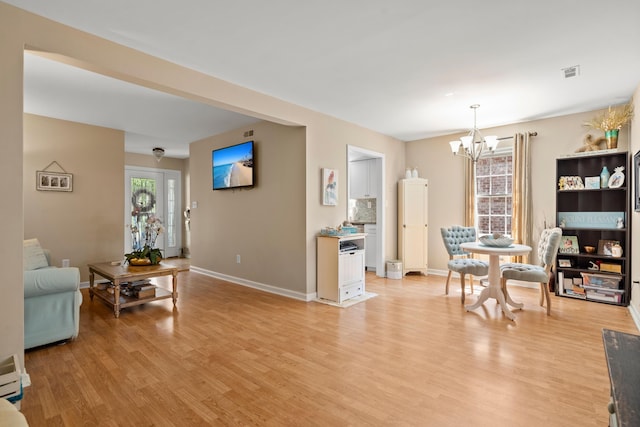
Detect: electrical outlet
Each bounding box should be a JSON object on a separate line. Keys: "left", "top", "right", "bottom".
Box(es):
{"left": 236, "top": 254, "right": 241, "bottom": 264}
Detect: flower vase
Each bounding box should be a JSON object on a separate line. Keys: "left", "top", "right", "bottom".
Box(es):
{"left": 605, "top": 129, "right": 619, "bottom": 149}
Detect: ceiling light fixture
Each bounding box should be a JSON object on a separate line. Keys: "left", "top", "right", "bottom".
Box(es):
{"left": 152, "top": 147, "right": 165, "bottom": 162}
{"left": 449, "top": 104, "right": 499, "bottom": 163}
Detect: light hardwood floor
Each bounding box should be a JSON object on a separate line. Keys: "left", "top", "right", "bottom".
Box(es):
{"left": 21, "top": 271, "right": 638, "bottom": 426}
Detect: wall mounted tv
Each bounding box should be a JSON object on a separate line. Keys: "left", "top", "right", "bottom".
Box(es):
{"left": 212, "top": 141, "right": 254, "bottom": 190}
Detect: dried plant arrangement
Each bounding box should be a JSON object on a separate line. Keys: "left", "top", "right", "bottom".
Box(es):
{"left": 584, "top": 100, "right": 634, "bottom": 131}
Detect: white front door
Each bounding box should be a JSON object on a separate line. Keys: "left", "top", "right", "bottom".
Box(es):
{"left": 125, "top": 167, "right": 182, "bottom": 258}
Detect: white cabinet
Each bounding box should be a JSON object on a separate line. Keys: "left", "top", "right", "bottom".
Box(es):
{"left": 398, "top": 178, "right": 428, "bottom": 275}
{"left": 317, "top": 234, "right": 366, "bottom": 303}
{"left": 364, "top": 224, "right": 377, "bottom": 270}
{"left": 349, "top": 159, "right": 378, "bottom": 199}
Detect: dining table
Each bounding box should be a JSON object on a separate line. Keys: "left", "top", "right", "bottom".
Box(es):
{"left": 460, "top": 241, "right": 532, "bottom": 320}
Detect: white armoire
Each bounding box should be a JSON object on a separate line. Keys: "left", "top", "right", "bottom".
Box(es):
{"left": 398, "top": 178, "right": 428, "bottom": 275}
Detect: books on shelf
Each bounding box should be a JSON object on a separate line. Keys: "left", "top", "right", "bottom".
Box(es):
{"left": 564, "top": 289, "right": 587, "bottom": 299}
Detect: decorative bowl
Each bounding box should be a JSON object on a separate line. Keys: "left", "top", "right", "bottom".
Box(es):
{"left": 584, "top": 245, "right": 596, "bottom": 254}
{"left": 479, "top": 234, "right": 514, "bottom": 248}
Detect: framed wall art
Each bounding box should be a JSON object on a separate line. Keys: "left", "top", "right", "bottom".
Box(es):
{"left": 634, "top": 150, "right": 640, "bottom": 212}
{"left": 322, "top": 168, "right": 337, "bottom": 206}
{"left": 36, "top": 171, "right": 73, "bottom": 192}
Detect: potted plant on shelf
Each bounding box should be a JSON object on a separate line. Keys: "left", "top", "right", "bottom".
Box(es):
{"left": 584, "top": 100, "right": 634, "bottom": 149}
{"left": 125, "top": 215, "right": 164, "bottom": 265}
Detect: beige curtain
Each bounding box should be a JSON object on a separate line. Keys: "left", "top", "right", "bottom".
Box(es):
{"left": 464, "top": 158, "right": 475, "bottom": 227}
{"left": 512, "top": 132, "right": 533, "bottom": 263}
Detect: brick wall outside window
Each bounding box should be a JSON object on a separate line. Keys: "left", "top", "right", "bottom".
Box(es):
{"left": 476, "top": 153, "right": 512, "bottom": 236}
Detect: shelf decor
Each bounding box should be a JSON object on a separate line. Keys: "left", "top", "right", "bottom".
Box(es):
{"left": 557, "top": 211, "right": 624, "bottom": 230}
{"left": 584, "top": 176, "right": 600, "bottom": 189}
{"left": 559, "top": 236, "right": 579, "bottom": 254}
{"left": 597, "top": 239, "right": 620, "bottom": 256}
{"left": 583, "top": 100, "right": 634, "bottom": 150}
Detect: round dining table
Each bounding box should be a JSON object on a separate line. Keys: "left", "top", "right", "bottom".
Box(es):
{"left": 460, "top": 241, "right": 532, "bottom": 321}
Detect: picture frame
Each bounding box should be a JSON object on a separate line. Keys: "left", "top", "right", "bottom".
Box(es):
{"left": 559, "top": 236, "right": 579, "bottom": 254}
{"left": 558, "top": 259, "right": 572, "bottom": 268}
{"left": 584, "top": 176, "right": 600, "bottom": 189}
{"left": 36, "top": 171, "right": 73, "bottom": 192}
{"left": 634, "top": 150, "right": 640, "bottom": 212}
{"left": 597, "top": 239, "right": 619, "bottom": 256}
{"left": 322, "top": 168, "right": 337, "bottom": 206}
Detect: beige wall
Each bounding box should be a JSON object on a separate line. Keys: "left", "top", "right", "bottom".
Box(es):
{"left": 407, "top": 109, "right": 630, "bottom": 273}
{"left": 0, "top": 3, "right": 407, "bottom": 364}
{"left": 23, "top": 114, "right": 125, "bottom": 281}
{"left": 190, "top": 121, "right": 308, "bottom": 293}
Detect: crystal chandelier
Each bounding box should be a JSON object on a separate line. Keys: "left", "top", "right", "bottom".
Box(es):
{"left": 449, "top": 104, "right": 499, "bottom": 162}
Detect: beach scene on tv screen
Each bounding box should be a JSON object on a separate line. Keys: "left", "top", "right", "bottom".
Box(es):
{"left": 212, "top": 142, "right": 253, "bottom": 189}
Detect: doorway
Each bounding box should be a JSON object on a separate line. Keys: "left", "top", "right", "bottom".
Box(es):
{"left": 347, "top": 145, "right": 386, "bottom": 277}
{"left": 125, "top": 166, "right": 182, "bottom": 258}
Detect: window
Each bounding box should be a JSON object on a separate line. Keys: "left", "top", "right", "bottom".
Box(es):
{"left": 476, "top": 151, "right": 512, "bottom": 236}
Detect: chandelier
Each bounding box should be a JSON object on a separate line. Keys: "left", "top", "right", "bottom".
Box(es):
{"left": 449, "top": 104, "right": 499, "bottom": 162}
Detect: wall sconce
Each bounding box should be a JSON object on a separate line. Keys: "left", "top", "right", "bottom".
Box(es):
{"left": 152, "top": 147, "right": 165, "bottom": 162}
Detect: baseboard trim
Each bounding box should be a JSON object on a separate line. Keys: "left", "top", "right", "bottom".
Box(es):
{"left": 629, "top": 304, "right": 640, "bottom": 331}
{"left": 190, "top": 266, "right": 316, "bottom": 302}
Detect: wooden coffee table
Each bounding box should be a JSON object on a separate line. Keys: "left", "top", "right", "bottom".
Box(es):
{"left": 88, "top": 261, "right": 179, "bottom": 318}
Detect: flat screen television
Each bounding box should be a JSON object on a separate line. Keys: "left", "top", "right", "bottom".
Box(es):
{"left": 212, "top": 141, "right": 254, "bottom": 190}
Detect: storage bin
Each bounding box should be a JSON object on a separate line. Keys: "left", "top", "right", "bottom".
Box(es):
{"left": 580, "top": 272, "right": 621, "bottom": 289}
{"left": 386, "top": 260, "right": 402, "bottom": 279}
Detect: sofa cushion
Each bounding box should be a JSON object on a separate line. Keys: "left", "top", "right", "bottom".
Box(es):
{"left": 23, "top": 238, "right": 49, "bottom": 271}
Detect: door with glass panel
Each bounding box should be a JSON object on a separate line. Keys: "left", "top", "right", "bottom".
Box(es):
{"left": 125, "top": 167, "right": 181, "bottom": 259}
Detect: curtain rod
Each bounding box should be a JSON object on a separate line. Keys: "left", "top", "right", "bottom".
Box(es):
{"left": 497, "top": 131, "right": 538, "bottom": 141}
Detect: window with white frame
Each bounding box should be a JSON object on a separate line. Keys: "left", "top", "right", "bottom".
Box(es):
{"left": 476, "top": 150, "right": 513, "bottom": 236}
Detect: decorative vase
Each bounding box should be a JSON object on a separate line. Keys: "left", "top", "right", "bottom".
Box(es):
{"left": 411, "top": 168, "right": 418, "bottom": 178}
{"left": 605, "top": 129, "right": 619, "bottom": 149}
{"left": 600, "top": 166, "right": 610, "bottom": 189}
{"left": 405, "top": 168, "right": 412, "bottom": 179}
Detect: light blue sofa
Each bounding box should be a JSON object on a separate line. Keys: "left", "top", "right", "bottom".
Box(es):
{"left": 23, "top": 250, "right": 82, "bottom": 350}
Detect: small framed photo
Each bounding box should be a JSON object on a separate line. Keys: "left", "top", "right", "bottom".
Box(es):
{"left": 36, "top": 171, "right": 73, "bottom": 192}
{"left": 584, "top": 176, "right": 600, "bottom": 189}
{"left": 558, "top": 259, "right": 572, "bottom": 268}
{"left": 597, "top": 239, "right": 619, "bottom": 256}
{"left": 559, "top": 236, "right": 579, "bottom": 254}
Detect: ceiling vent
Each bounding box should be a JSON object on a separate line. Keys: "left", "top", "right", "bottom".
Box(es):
{"left": 562, "top": 65, "right": 580, "bottom": 79}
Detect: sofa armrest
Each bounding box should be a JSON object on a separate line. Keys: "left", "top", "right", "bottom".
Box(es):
{"left": 24, "top": 267, "right": 80, "bottom": 298}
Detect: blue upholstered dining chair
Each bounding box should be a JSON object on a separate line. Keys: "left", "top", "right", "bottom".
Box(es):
{"left": 500, "top": 228, "right": 563, "bottom": 316}
{"left": 440, "top": 226, "right": 489, "bottom": 303}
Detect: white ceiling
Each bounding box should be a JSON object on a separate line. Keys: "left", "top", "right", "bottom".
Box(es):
{"left": 10, "top": 1, "right": 640, "bottom": 159}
